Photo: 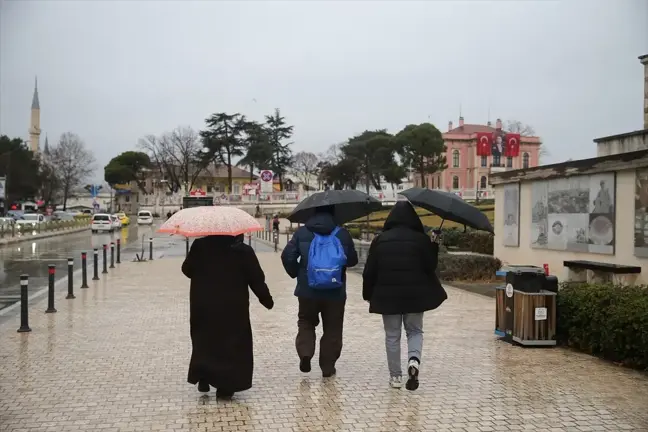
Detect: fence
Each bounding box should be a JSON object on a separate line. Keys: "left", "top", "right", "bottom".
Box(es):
{"left": 0, "top": 217, "right": 91, "bottom": 239}
{"left": 136, "top": 188, "right": 495, "bottom": 214}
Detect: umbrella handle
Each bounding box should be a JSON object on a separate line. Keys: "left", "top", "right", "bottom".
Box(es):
{"left": 439, "top": 219, "right": 445, "bottom": 230}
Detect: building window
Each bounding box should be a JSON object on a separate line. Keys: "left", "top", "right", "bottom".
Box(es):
{"left": 523, "top": 153, "right": 530, "bottom": 168}
{"left": 507, "top": 157, "right": 513, "bottom": 168}
{"left": 481, "top": 156, "right": 487, "bottom": 167}
{"left": 493, "top": 154, "right": 501, "bottom": 166}
{"left": 452, "top": 176, "right": 459, "bottom": 189}
{"left": 233, "top": 183, "right": 240, "bottom": 194}
{"left": 452, "top": 150, "right": 460, "bottom": 168}
{"left": 480, "top": 176, "right": 487, "bottom": 189}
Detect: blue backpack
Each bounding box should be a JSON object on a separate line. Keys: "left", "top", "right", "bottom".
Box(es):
{"left": 307, "top": 226, "right": 347, "bottom": 289}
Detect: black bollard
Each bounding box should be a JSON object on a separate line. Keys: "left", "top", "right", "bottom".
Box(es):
{"left": 248, "top": 234, "right": 252, "bottom": 246}
{"left": 80, "top": 252, "right": 89, "bottom": 288}
{"left": 185, "top": 237, "right": 189, "bottom": 257}
{"left": 45, "top": 265, "right": 57, "bottom": 313}
{"left": 110, "top": 242, "right": 115, "bottom": 268}
{"left": 149, "top": 238, "right": 153, "bottom": 261}
{"left": 116, "top": 238, "right": 121, "bottom": 264}
{"left": 66, "top": 258, "right": 75, "bottom": 299}
{"left": 17, "top": 274, "right": 31, "bottom": 333}
{"left": 102, "top": 244, "right": 108, "bottom": 274}
{"left": 92, "top": 249, "right": 99, "bottom": 280}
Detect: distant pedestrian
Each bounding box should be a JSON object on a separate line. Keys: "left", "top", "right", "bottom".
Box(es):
{"left": 362, "top": 201, "right": 447, "bottom": 390}
{"left": 182, "top": 233, "right": 274, "bottom": 399}
{"left": 281, "top": 205, "right": 358, "bottom": 377}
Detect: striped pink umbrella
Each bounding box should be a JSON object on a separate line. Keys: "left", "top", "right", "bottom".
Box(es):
{"left": 157, "top": 206, "right": 262, "bottom": 237}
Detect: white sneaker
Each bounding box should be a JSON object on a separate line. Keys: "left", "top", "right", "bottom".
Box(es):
{"left": 406, "top": 359, "right": 420, "bottom": 391}
{"left": 389, "top": 376, "right": 403, "bottom": 388}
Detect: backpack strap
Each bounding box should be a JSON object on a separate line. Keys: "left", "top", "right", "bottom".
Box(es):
{"left": 330, "top": 226, "right": 341, "bottom": 237}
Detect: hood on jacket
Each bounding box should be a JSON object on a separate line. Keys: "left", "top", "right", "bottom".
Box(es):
{"left": 305, "top": 210, "right": 337, "bottom": 235}
{"left": 383, "top": 201, "right": 424, "bottom": 233}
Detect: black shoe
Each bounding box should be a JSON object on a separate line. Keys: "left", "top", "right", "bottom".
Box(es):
{"left": 406, "top": 357, "right": 420, "bottom": 391}
{"left": 299, "top": 356, "right": 312, "bottom": 373}
{"left": 216, "top": 389, "right": 234, "bottom": 400}
{"left": 197, "top": 381, "right": 210, "bottom": 393}
{"left": 322, "top": 367, "right": 336, "bottom": 378}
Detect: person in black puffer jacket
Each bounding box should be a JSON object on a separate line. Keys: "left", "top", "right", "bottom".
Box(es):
{"left": 362, "top": 201, "right": 447, "bottom": 391}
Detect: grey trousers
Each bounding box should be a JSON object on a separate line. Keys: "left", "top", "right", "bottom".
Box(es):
{"left": 382, "top": 313, "right": 424, "bottom": 377}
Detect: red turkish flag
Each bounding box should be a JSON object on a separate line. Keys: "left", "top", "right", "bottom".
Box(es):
{"left": 505, "top": 133, "right": 521, "bottom": 157}
{"left": 476, "top": 133, "right": 492, "bottom": 156}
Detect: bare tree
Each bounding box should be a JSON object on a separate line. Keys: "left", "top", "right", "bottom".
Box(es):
{"left": 50, "top": 132, "right": 95, "bottom": 210}
{"left": 505, "top": 119, "right": 549, "bottom": 163}
{"left": 505, "top": 120, "right": 536, "bottom": 136}
{"left": 139, "top": 126, "right": 210, "bottom": 194}
{"left": 291, "top": 151, "right": 319, "bottom": 191}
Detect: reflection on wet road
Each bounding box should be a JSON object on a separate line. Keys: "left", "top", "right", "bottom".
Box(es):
{"left": 0, "top": 224, "right": 274, "bottom": 310}
{"left": 0, "top": 223, "right": 158, "bottom": 309}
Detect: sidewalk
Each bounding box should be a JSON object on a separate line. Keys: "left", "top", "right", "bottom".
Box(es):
{"left": 0, "top": 253, "right": 647, "bottom": 431}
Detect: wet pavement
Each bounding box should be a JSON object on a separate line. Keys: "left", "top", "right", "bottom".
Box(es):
{"left": 0, "top": 221, "right": 192, "bottom": 310}
{"left": 0, "top": 251, "right": 647, "bottom": 431}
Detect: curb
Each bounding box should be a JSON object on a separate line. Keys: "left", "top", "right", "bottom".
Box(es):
{"left": 0, "top": 226, "right": 90, "bottom": 247}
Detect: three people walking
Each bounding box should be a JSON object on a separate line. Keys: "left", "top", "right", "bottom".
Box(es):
{"left": 180, "top": 199, "right": 446, "bottom": 398}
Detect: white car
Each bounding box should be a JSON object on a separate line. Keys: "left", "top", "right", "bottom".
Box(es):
{"left": 137, "top": 210, "right": 153, "bottom": 225}
{"left": 15, "top": 213, "right": 45, "bottom": 229}
{"left": 91, "top": 213, "right": 114, "bottom": 233}
{"left": 110, "top": 214, "right": 122, "bottom": 229}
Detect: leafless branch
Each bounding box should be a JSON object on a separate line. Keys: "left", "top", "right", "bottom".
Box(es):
{"left": 50, "top": 132, "right": 96, "bottom": 209}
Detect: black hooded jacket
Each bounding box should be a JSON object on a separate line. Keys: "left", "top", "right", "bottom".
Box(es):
{"left": 362, "top": 201, "right": 447, "bottom": 315}
{"left": 281, "top": 211, "right": 358, "bottom": 300}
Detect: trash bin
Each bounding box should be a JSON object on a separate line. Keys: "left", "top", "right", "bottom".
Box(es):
{"left": 495, "top": 266, "right": 558, "bottom": 347}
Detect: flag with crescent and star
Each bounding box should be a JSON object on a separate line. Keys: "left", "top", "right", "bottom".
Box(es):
{"left": 476, "top": 132, "right": 492, "bottom": 156}
{"left": 505, "top": 133, "right": 521, "bottom": 157}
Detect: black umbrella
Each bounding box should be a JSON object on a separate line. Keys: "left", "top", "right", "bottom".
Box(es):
{"left": 288, "top": 190, "right": 383, "bottom": 224}
{"left": 399, "top": 187, "right": 494, "bottom": 233}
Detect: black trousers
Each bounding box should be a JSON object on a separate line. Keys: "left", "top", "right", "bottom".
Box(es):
{"left": 295, "top": 297, "right": 346, "bottom": 372}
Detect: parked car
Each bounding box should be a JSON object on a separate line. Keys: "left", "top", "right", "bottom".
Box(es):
{"left": 110, "top": 214, "right": 122, "bottom": 230}
{"left": 137, "top": 210, "right": 153, "bottom": 225}
{"left": 91, "top": 213, "right": 114, "bottom": 233}
{"left": 15, "top": 213, "right": 45, "bottom": 231}
{"left": 116, "top": 212, "right": 130, "bottom": 226}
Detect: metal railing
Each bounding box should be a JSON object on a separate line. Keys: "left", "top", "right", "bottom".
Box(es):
{"left": 0, "top": 217, "right": 92, "bottom": 239}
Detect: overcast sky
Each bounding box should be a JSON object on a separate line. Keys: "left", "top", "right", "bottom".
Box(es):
{"left": 1, "top": 0, "right": 647, "bottom": 180}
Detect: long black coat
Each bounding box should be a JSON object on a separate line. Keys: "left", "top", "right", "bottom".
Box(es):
{"left": 181, "top": 235, "right": 273, "bottom": 392}
{"left": 362, "top": 201, "right": 447, "bottom": 315}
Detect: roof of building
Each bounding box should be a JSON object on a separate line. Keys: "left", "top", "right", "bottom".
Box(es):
{"left": 446, "top": 124, "right": 498, "bottom": 135}
{"left": 31, "top": 77, "right": 40, "bottom": 110}
{"left": 489, "top": 149, "right": 648, "bottom": 185}
{"left": 205, "top": 165, "right": 255, "bottom": 179}
{"left": 592, "top": 128, "right": 648, "bottom": 143}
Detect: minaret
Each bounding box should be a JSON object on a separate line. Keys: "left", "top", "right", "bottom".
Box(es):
{"left": 43, "top": 135, "right": 50, "bottom": 156}
{"left": 29, "top": 77, "right": 41, "bottom": 153}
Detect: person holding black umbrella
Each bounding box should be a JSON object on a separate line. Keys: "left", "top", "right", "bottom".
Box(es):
{"left": 362, "top": 201, "right": 447, "bottom": 390}
{"left": 281, "top": 205, "right": 359, "bottom": 378}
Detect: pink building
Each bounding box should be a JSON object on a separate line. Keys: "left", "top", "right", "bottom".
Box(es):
{"left": 415, "top": 117, "right": 542, "bottom": 193}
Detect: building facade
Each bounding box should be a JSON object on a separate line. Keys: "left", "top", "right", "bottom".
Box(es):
{"left": 415, "top": 117, "right": 541, "bottom": 192}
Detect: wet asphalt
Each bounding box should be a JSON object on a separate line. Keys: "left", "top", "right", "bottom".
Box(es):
{"left": 0, "top": 221, "right": 273, "bottom": 310}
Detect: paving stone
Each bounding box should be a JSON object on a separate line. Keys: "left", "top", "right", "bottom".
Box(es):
{"left": 1, "top": 253, "right": 647, "bottom": 431}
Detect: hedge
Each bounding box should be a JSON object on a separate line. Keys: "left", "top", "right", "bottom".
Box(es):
{"left": 557, "top": 282, "right": 648, "bottom": 370}
{"left": 441, "top": 228, "right": 494, "bottom": 255}
{"left": 436, "top": 254, "right": 502, "bottom": 282}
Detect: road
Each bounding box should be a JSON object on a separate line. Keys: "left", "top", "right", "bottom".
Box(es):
{"left": 0, "top": 223, "right": 274, "bottom": 310}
